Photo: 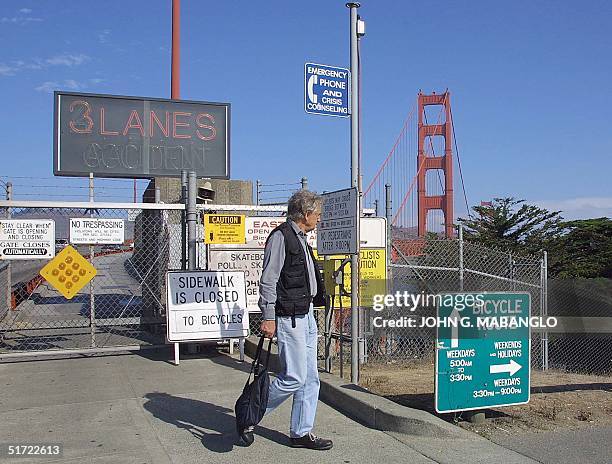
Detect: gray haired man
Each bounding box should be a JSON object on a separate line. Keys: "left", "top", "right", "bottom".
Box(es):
{"left": 238, "top": 190, "right": 332, "bottom": 450}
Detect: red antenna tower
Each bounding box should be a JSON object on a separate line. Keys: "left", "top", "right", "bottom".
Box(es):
{"left": 417, "top": 91, "right": 454, "bottom": 237}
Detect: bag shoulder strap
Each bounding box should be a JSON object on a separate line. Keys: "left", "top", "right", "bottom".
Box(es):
{"left": 246, "top": 336, "right": 273, "bottom": 384}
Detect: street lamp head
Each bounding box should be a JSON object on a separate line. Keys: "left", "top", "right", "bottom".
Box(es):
{"left": 357, "top": 18, "right": 366, "bottom": 36}
{"left": 346, "top": 2, "right": 361, "bottom": 8}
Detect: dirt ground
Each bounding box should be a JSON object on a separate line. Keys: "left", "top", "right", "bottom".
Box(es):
{"left": 360, "top": 362, "right": 612, "bottom": 437}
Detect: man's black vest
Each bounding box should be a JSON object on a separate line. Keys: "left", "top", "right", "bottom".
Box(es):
{"left": 266, "top": 221, "right": 326, "bottom": 320}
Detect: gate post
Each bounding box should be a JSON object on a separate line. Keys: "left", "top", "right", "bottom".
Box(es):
{"left": 542, "top": 251, "right": 549, "bottom": 370}
{"left": 6, "top": 182, "right": 12, "bottom": 312}
{"left": 89, "top": 173, "right": 96, "bottom": 348}
{"left": 458, "top": 224, "right": 464, "bottom": 292}
{"left": 187, "top": 171, "right": 197, "bottom": 270}
{"left": 385, "top": 184, "right": 392, "bottom": 292}
{"left": 181, "top": 170, "right": 188, "bottom": 270}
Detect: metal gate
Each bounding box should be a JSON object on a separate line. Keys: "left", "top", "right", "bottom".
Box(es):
{"left": 0, "top": 200, "right": 183, "bottom": 358}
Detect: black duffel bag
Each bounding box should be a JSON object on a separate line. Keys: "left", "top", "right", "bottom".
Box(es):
{"left": 235, "top": 336, "right": 273, "bottom": 439}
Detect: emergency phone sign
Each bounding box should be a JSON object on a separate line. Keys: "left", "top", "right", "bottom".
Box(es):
{"left": 304, "top": 63, "right": 350, "bottom": 117}
{"left": 166, "top": 270, "right": 249, "bottom": 342}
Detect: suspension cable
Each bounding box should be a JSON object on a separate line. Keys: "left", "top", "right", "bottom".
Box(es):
{"left": 449, "top": 105, "right": 471, "bottom": 218}
{"left": 392, "top": 92, "right": 449, "bottom": 225}
{"left": 363, "top": 105, "right": 416, "bottom": 198}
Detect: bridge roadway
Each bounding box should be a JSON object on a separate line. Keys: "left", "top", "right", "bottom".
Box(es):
{"left": 1, "top": 251, "right": 159, "bottom": 350}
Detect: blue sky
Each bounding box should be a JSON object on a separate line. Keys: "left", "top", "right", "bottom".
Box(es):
{"left": 1, "top": 0, "right": 611, "bottom": 219}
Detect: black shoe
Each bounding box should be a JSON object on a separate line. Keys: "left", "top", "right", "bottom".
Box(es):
{"left": 290, "top": 432, "right": 333, "bottom": 450}
{"left": 237, "top": 424, "right": 255, "bottom": 446}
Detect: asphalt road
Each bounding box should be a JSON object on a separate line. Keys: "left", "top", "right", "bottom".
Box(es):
{"left": 490, "top": 426, "right": 612, "bottom": 464}
{"left": 1, "top": 251, "right": 156, "bottom": 350}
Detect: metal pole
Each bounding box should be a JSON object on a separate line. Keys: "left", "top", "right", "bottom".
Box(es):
{"left": 256, "top": 180, "right": 261, "bottom": 206}
{"left": 89, "top": 173, "right": 96, "bottom": 347}
{"left": 171, "top": 0, "right": 181, "bottom": 361}
{"left": 543, "top": 250, "right": 549, "bottom": 370}
{"left": 181, "top": 170, "right": 187, "bottom": 270}
{"left": 6, "top": 182, "right": 12, "bottom": 312}
{"left": 347, "top": 1, "right": 361, "bottom": 382}
{"left": 373, "top": 199, "right": 379, "bottom": 217}
{"left": 187, "top": 171, "right": 197, "bottom": 270}
{"left": 458, "top": 224, "right": 464, "bottom": 292}
{"left": 324, "top": 256, "right": 332, "bottom": 373}
{"left": 385, "top": 184, "right": 392, "bottom": 293}
{"left": 133, "top": 179, "right": 137, "bottom": 203}
{"left": 171, "top": 0, "right": 180, "bottom": 99}
{"left": 301, "top": 177, "right": 308, "bottom": 190}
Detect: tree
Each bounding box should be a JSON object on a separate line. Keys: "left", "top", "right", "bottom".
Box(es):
{"left": 548, "top": 218, "right": 612, "bottom": 278}
{"left": 458, "top": 197, "right": 563, "bottom": 256}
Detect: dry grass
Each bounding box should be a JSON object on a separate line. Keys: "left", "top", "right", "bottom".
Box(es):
{"left": 360, "top": 363, "right": 612, "bottom": 433}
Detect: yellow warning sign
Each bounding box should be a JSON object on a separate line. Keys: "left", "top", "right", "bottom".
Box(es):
{"left": 323, "top": 248, "right": 387, "bottom": 308}
{"left": 204, "top": 214, "right": 246, "bottom": 244}
{"left": 39, "top": 245, "right": 97, "bottom": 299}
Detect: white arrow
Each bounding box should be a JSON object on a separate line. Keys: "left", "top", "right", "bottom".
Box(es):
{"left": 450, "top": 308, "right": 460, "bottom": 348}
{"left": 489, "top": 359, "right": 522, "bottom": 376}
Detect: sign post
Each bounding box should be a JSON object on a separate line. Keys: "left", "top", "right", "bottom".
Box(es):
{"left": 435, "top": 292, "right": 531, "bottom": 414}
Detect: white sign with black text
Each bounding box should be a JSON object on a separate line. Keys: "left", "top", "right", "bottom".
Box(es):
{"left": 0, "top": 219, "right": 55, "bottom": 260}
{"left": 166, "top": 270, "right": 249, "bottom": 342}
{"left": 208, "top": 249, "right": 264, "bottom": 311}
{"left": 70, "top": 218, "right": 125, "bottom": 245}
{"left": 317, "top": 187, "right": 358, "bottom": 255}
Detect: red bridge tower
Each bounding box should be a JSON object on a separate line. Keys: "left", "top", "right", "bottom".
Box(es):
{"left": 417, "top": 91, "right": 454, "bottom": 237}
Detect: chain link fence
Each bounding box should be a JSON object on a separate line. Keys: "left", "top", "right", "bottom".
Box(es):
{"left": 0, "top": 202, "right": 183, "bottom": 355}
{"left": 351, "top": 232, "right": 612, "bottom": 377}
{"left": 362, "top": 235, "right": 544, "bottom": 367}
{"left": 4, "top": 199, "right": 610, "bottom": 376}
{"left": 546, "top": 277, "right": 612, "bottom": 374}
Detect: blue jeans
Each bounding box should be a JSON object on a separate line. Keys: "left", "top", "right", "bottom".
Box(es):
{"left": 264, "top": 308, "right": 320, "bottom": 438}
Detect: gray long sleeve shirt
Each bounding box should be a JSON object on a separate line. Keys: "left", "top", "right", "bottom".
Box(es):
{"left": 258, "top": 220, "right": 317, "bottom": 320}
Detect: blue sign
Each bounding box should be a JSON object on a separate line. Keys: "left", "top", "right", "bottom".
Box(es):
{"left": 304, "top": 63, "right": 350, "bottom": 117}
{"left": 435, "top": 292, "right": 531, "bottom": 413}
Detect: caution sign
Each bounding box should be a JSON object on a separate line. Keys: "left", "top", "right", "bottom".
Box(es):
{"left": 166, "top": 270, "right": 249, "bottom": 342}
{"left": 204, "top": 214, "right": 246, "bottom": 245}
{"left": 0, "top": 219, "right": 55, "bottom": 260}
{"left": 323, "top": 248, "right": 387, "bottom": 308}
{"left": 40, "top": 245, "right": 97, "bottom": 299}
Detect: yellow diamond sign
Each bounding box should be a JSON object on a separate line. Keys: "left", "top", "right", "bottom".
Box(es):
{"left": 40, "top": 245, "right": 97, "bottom": 299}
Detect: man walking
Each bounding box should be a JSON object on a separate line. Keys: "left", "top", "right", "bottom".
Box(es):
{"left": 238, "top": 190, "right": 332, "bottom": 450}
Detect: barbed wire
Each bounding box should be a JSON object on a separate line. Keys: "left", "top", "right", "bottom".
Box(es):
{"left": 258, "top": 181, "right": 301, "bottom": 187}
{"left": 10, "top": 184, "right": 138, "bottom": 190}
{"left": 0, "top": 175, "right": 149, "bottom": 184}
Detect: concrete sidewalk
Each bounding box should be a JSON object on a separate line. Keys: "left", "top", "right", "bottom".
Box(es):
{"left": 0, "top": 348, "right": 537, "bottom": 463}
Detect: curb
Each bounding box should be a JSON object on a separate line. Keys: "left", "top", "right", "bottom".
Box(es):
{"left": 244, "top": 336, "right": 470, "bottom": 438}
